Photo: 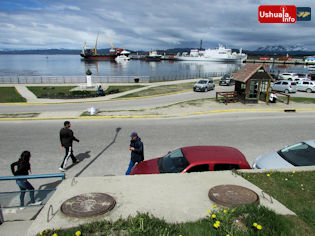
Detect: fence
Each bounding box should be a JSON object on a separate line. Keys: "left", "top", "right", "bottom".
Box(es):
{"left": 0, "top": 173, "right": 65, "bottom": 208}
{"left": 0, "top": 72, "right": 226, "bottom": 84}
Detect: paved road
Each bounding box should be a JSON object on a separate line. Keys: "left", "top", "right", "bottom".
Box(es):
{"left": 2, "top": 85, "right": 314, "bottom": 114}
{"left": 1, "top": 111, "right": 315, "bottom": 191}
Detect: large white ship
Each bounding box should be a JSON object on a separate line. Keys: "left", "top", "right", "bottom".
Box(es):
{"left": 175, "top": 45, "right": 247, "bottom": 63}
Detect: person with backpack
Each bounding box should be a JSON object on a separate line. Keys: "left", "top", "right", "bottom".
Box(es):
{"left": 11, "top": 151, "right": 41, "bottom": 207}
{"left": 125, "top": 132, "right": 144, "bottom": 175}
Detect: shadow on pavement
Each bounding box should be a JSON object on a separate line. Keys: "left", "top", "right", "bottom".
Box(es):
{"left": 74, "top": 127, "right": 122, "bottom": 177}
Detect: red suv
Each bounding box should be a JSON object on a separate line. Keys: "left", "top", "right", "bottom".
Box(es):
{"left": 130, "top": 146, "right": 251, "bottom": 175}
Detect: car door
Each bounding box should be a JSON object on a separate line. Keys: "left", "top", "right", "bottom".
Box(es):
{"left": 272, "top": 81, "right": 282, "bottom": 91}
{"left": 208, "top": 80, "right": 214, "bottom": 90}
{"left": 300, "top": 81, "right": 310, "bottom": 91}
{"left": 183, "top": 164, "right": 210, "bottom": 173}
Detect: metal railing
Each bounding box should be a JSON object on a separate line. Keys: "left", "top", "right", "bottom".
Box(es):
{"left": 0, "top": 173, "right": 65, "bottom": 208}
{"left": 0, "top": 72, "right": 226, "bottom": 84}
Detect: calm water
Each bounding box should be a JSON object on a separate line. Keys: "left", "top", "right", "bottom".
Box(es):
{"left": 0, "top": 54, "right": 309, "bottom": 77}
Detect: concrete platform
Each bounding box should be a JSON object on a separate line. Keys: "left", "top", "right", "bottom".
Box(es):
{"left": 27, "top": 171, "right": 295, "bottom": 236}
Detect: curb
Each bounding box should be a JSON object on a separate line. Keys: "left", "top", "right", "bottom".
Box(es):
{"left": 1, "top": 108, "right": 315, "bottom": 121}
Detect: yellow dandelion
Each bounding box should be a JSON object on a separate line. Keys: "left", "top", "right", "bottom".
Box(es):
{"left": 212, "top": 205, "right": 217, "bottom": 209}
{"left": 226, "top": 235, "right": 231, "bottom": 236}
{"left": 253, "top": 222, "right": 258, "bottom": 227}
{"left": 52, "top": 233, "right": 57, "bottom": 236}
{"left": 75, "top": 231, "right": 81, "bottom": 236}
{"left": 231, "top": 209, "right": 235, "bottom": 212}
{"left": 223, "top": 209, "right": 228, "bottom": 214}
{"left": 257, "top": 225, "right": 262, "bottom": 230}
{"left": 206, "top": 210, "right": 211, "bottom": 214}
{"left": 292, "top": 171, "right": 296, "bottom": 174}
{"left": 40, "top": 232, "right": 43, "bottom": 236}
{"left": 213, "top": 223, "right": 220, "bottom": 228}
{"left": 267, "top": 173, "right": 270, "bottom": 177}
{"left": 211, "top": 214, "right": 216, "bottom": 219}
{"left": 215, "top": 220, "right": 221, "bottom": 225}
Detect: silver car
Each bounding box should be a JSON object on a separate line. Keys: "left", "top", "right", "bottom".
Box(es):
{"left": 271, "top": 80, "right": 297, "bottom": 93}
{"left": 297, "top": 80, "right": 315, "bottom": 93}
{"left": 193, "top": 79, "right": 215, "bottom": 92}
{"left": 252, "top": 140, "right": 315, "bottom": 169}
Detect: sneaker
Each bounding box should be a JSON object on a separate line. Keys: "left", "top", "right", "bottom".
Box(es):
{"left": 59, "top": 167, "right": 66, "bottom": 172}
{"left": 29, "top": 201, "right": 42, "bottom": 206}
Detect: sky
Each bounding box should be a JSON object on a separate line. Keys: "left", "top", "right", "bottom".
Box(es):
{"left": 0, "top": 0, "right": 314, "bottom": 51}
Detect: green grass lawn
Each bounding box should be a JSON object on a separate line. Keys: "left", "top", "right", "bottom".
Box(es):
{"left": 105, "top": 85, "right": 145, "bottom": 93}
{"left": 27, "top": 86, "right": 76, "bottom": 97}
{"left": 120, "top": 82, "right": 196, "bottom": 98}
{"left": 239, "top": 171, "right": 315, "bottom": 233}
{"left": 0, "top": 87, "right": 26, "bottom": 103}
{"left": 39, "top": 171, "right": 314, "bottom": 236}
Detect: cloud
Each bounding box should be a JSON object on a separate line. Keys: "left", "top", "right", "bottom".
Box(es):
{"left": 0, "top": 0, "right": 314, "bottom": 50}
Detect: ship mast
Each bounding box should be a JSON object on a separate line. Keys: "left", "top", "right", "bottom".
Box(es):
{"left": 94, "top": 33, "right": 99, "bottom": 55}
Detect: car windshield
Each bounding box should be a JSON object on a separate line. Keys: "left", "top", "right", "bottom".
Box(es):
{"left": 278, "top": 142, "right": 315, "bottom": 166}
{"left": 198, "top": 80, "right": 207, "bottom": 84}
{"left": 158, "top": 148, "right": 190, "bottom": 173}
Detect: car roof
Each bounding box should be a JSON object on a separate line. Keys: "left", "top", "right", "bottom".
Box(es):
{"left": 181, "top": 146, "right": 247, "bottom": 164}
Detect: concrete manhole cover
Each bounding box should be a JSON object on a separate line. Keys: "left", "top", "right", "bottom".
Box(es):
{"left": 61, "top": 192, "right": 116, "bottom": 218}
{"left": 208, "top": 185, "right": 259, "bottom": 207}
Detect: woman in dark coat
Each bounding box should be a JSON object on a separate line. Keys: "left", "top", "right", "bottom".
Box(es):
{"left": 11, "top": 151, "right": 40, "bottom": 206}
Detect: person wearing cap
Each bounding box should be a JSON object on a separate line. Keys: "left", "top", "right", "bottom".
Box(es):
{"left": 126, "top": 132, "right": 144, "bottom": 175}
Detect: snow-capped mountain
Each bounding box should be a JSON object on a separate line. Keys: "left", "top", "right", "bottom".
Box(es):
{"left": 256, "top": 45, "right": 309, "bottom": 52}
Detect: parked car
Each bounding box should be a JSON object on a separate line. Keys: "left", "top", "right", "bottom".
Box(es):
{"left": 271, "top": 80, "right": 297, "bottom": 93}
{"left": 219, "top": 74, "right": 235, "bottom": 86}
{"left": 297, "top": 80, "right": 315, "bottom": 93}
{"left": 130, "top": 146, "right": 251, "bottom": 175}
{"left": 296, "top": 73, "right": 311, "bottom": 81}
{"left": 193, "top": 79, "right": 215, "bottom": 92}
{"left": 279, "top": 73, "right": 298, "bottom": 80}
{"left": 252, "top": 140, "right": 315, "bottom": 169}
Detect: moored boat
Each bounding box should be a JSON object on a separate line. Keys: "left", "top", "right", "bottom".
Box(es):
{"left": 80, "top": 35, "right": 128, "bottom": 60}
{"left": 174, "top": 45, "right": 247, "bottom": 63}
{"left": 145, "top": 51, "right": 162, "bottom": 61}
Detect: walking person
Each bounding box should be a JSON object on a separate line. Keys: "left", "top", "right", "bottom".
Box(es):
{"left": 59, "top": 121, "right": 79, "bottom": 172}
{"left": 11, "top": 151, "right": 41, "bottom": 206}
{"left": 126, "top": 132, "right": 144, "bottom": 175}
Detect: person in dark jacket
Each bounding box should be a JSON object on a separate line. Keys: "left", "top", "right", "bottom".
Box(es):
{"left": 125, "top": 132, "right": 144, "bottom": 175}
{"left": 59, "top": 121, "right": 79, "bottom": 171}
{"left": 11, "top": 151, "right": 41, "bottom": 206}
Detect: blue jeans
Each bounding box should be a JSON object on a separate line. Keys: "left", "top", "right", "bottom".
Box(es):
{"left": 16, "top": 179, "right": 35, "bottom": 206}
{"left": 125, "top": 160, "right": 135, "bottom": 175}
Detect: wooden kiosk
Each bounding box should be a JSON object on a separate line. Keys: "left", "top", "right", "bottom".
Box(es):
{"left": 233, "top": 64, "right": 274, "bottom": 103}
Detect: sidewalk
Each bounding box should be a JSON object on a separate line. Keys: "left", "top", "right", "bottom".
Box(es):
{"left": 1, "top": 79, "right": 315, "bottom": 120}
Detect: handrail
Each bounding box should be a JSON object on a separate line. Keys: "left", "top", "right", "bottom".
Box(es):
{"left": 0, "top": 173, "right": 65, "bottom": 181}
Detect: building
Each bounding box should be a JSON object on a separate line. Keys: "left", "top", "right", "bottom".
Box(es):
{"left": 233, "top": 64, "right": 274, "bottom": 103}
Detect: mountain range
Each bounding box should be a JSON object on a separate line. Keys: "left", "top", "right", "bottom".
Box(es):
{"left": 0, "top": 45, "right": 314, "bottom": 56}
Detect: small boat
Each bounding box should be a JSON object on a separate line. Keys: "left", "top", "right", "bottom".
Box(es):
{"left": 145, "top": 51, "right": 162, "bottom": 61}
{"left": 115, "top": 54, "right": 130, "bottom": 62}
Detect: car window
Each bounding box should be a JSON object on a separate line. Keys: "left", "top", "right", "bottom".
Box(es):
{"left": 278, "top": 142, "right": 315, "bottom": 166}
{"left": 291, "top": 82, "right": 297, "bottom": 85}
{"left": 198, "top": 80, "right": 207, "bottom": 84}
{"left": 303, "top": 82, "right": 309, "bottom": 85}
{"left": 282, "top": 82, "right": 288, "bottom": 85}
{"left": 275, "top": 82, "right": 281, "bottom": 85}
{"left": 159, "top": 148, "right": 190, "bottom": 173}
{"left": 186, "top": 164, "right": 209, "bottom": 173}
{"left": 213, "top": 164, "right": 240, "bottom": 171}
